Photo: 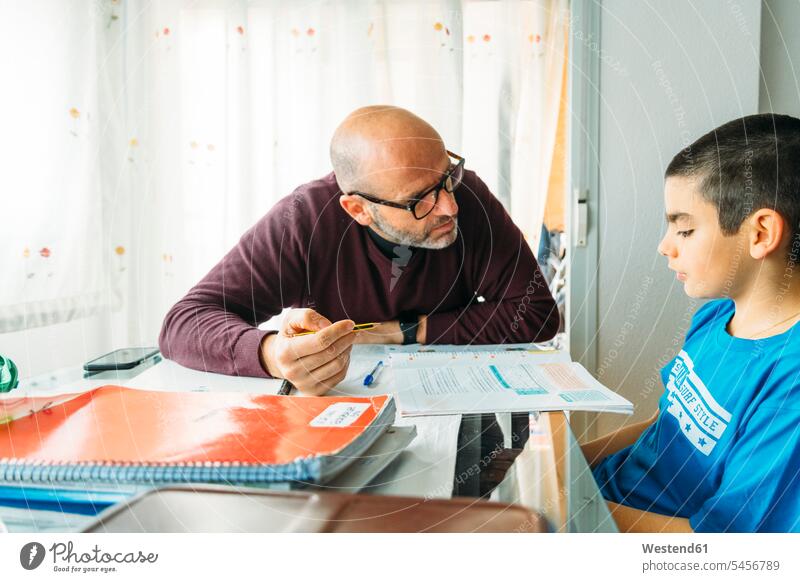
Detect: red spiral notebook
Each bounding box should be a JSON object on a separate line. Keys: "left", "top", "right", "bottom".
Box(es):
{"left": 0, "top": 386, "right": 395, "bottom": 486}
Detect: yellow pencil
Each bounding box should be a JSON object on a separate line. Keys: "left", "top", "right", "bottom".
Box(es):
{"left": 291, "top": 323, "right": 378, "bottom": 337}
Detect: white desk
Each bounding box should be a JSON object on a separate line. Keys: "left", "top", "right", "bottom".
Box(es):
{"left": 3, "top": 345, "right": 617, "bottom": 533}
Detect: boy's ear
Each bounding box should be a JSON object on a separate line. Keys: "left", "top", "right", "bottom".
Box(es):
{"left": 339, "top": 195, "right": 374, "bottom": 227}
{"left": 748, "top": 209, "right": 785, "bottom": 260}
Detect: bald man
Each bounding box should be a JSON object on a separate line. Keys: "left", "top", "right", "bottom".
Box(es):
{"left": 159, "top": 106, "right": 559, "bottom": 395}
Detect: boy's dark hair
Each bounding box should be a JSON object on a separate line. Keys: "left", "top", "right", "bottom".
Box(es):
{"left": 665, "top": 113, "right": 800, "bottom": 261}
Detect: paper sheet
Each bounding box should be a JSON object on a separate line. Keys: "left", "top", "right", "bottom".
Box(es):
{"left": 123, "top": 359, "right": 283, "bottom": 394}
{"left": 390, "top": 352, "right": 633, "bottom": 417}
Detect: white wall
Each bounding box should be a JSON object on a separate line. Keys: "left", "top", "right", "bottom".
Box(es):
{"left": 589, "top": 0, "right": 762, "bottom": 437}
{"left": 760, "top": 0, "right": 800, "bottom": 115}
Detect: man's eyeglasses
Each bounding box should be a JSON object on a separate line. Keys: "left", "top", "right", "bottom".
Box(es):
{"left": 347, "top": 151, "right": 465, "bottom": 220}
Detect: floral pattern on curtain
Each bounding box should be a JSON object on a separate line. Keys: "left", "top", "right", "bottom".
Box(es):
{"left": 0, "top": 0, "right": 568, "bottom": 346}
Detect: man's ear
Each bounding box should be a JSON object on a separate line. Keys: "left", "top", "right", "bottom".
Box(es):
{"left": 339, "top": 195, "right": 373, "bottom": 226}
{"left": 748, "top": 209, "right": 785, "bottom": 260}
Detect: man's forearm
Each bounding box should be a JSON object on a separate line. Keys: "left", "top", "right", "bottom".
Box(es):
{"left": 353, "top": 320, "right": 403, "bottom": 344}
{"left": 356, "top": 291, "right": 557, "bottom": 347}
{"left": 424, "top": 296, "right": 559, "bottom": 345}
{"left": 159, "top": 299, "right": 271, "bottom": 378}
{"left": 607, "top": 501, "right": 693, "bottom": 533}
{"left": 353, "top": 315, "right": 428, "bottom": 344}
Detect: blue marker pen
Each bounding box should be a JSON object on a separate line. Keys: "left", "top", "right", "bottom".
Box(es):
{"left": 363, "top": 360, "right": 384, "bottom": 387}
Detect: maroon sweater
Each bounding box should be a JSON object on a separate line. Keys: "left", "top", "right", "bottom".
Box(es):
{"left": 159, "top": 170, "right": 559, "bottom": 377}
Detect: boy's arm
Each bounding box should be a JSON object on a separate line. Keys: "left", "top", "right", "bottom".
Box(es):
{"left": 581, "top": 410, "right": 659, "bottom": 468}
{"left": 607, "top": 501, "right": 693, "bottom": 533}
{"left": 585, "top": 410, "right": 694, "bottom": 532}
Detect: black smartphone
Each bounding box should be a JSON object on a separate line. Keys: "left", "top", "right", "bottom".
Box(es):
{"left": 83, "top": 348, "right": 160, "bottom": 372}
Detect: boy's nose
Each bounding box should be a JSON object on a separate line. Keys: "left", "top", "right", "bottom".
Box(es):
{"left": 657, "top": 233, "right": 676, "bottom": 258}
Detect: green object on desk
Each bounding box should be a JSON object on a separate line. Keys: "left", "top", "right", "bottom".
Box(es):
{"left": 0, "top": 355, "right": 19, "bottom": 393}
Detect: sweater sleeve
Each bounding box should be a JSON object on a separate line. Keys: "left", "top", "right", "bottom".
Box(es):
{"left": 158, "top": 195, "right": 307, "bottom": 377}
{"left": 425, "top": 174, "right": 559, "bottom": 345}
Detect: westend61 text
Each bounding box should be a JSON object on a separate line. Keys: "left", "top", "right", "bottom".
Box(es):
{"left": 642, "top": 543, "right": 708, "bottom": 554}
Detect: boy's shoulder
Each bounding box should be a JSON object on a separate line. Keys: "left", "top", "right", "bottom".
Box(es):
{"left": 686, "top": 298, "right": 733, "bottom": 339}
{"left": 689, "top": 299, "right": 800, "bottom": 409}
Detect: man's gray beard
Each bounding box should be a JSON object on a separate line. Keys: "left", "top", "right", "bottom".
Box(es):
{"left": 368, "top": 205, "right": 458, "bottom": 250}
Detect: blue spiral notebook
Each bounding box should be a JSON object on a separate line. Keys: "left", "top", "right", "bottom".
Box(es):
{"left": 0, "top": 483, "right": 143, "bottom": 516}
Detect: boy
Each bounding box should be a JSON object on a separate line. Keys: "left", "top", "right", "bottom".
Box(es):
{"left": 585, "top": 113, "right": 800, "bottom": 533}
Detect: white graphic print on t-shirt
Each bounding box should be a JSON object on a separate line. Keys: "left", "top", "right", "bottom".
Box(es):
{"left": 665, "top": 351, "right": 732, "bottom": 456}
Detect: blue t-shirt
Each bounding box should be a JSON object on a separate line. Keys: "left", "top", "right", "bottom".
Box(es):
{"left": 593, "top": 299, "right": 800, "bottom": 532}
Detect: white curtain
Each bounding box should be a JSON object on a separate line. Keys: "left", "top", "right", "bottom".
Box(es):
{"left": 0, "top": 0, "right": 568, "bottom": 348}
{"left": 0, "top": 1, "right": 112, "bottom": 333}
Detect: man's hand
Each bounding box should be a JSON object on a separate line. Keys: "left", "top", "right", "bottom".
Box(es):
{"left": 352, "top": 316, "right": 428, "bottom": 344}
{"left": 353, "top": 320, "right": 402, "bottom": 344}
{"left": 259, "top": 309, "right": 355, "bottom": 395}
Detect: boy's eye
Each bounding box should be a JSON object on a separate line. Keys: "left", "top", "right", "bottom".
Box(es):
{"left": 677, "top": 229, "right": 694, "bottom": 238}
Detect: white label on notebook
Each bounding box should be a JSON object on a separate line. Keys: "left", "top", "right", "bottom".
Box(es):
{"left": 309, "top": 402, "right": 371, "bottom": 427}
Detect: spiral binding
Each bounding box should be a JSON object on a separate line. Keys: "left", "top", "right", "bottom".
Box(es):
{"left": 0, "top": 457, "right": 322, "bottom": 485}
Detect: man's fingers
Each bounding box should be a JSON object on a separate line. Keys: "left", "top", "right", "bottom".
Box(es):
{"left": 312, "top": 319, "right": 356, "bottom": 350}
{"left": 286, "top": 318, "right": 354, "bottom": 359}
{"left": 275, "top": 314, "right": 352, "bottom": 362}
{"left": 299, "top": 362, "right": 351, "bottom": 396}
{"left": 283, "top": 308, "right": 332, "bottom": 335}
{"left": 302, "top": 348, "right": 352, "bottom": 390}
{"left": 292, "top": 334, "right": 354, "bottom": 374}
{"left": 282, "top": 336, "right": 352, "bottom": 382}
{"left": 270, "top": 311, "right": 357, "bottom": 382}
